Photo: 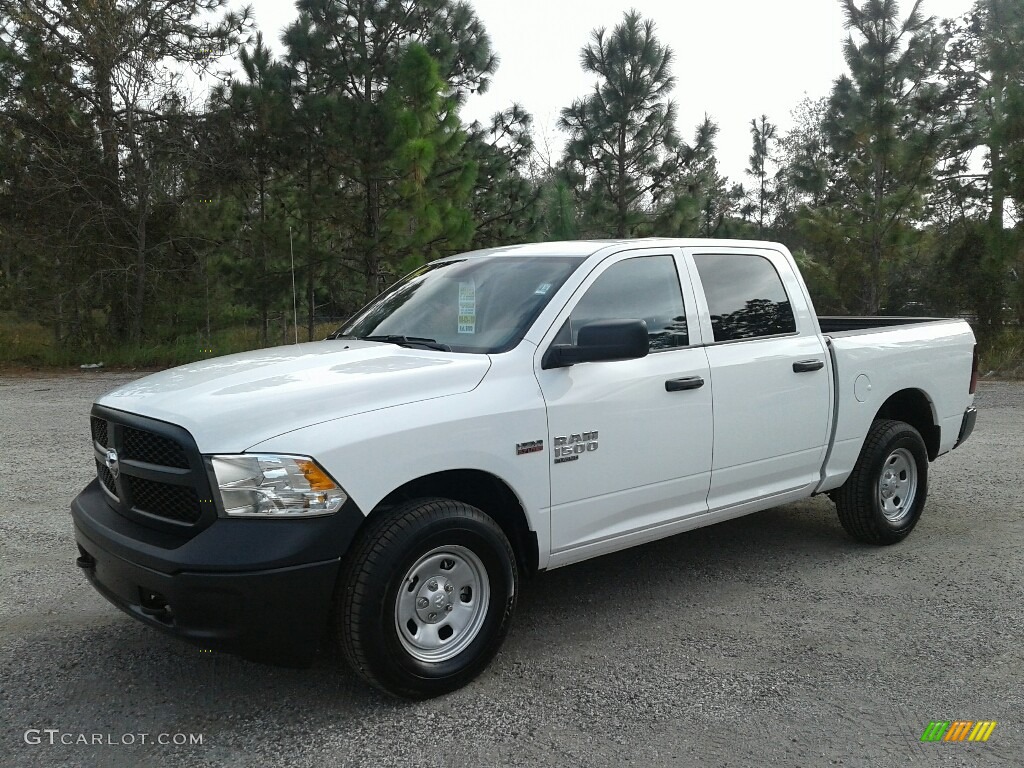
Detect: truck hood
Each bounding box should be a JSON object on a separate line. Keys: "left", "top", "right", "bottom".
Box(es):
{"left": 97, "top": 341, "right": 491, "bottom": 451}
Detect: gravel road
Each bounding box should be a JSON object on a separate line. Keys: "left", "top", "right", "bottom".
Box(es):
{"left": 1, "top": 373, "right": 1021, "bottom": 768}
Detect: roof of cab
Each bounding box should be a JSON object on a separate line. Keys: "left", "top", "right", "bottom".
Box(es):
{"left": 451, "top": 238, "right": 785, "bottom": 259}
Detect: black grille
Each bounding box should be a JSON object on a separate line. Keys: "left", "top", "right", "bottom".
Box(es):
{"left": 125, "top": 476, "right": 202, "bottom": 524}
{"left": 122, "top": 426, "right": 189, "bottom": 468}
{"left": 91, "top": 407, "right": 212, "bottom": 532}
{"left": 91, "top": 417, "right": 108, "bottom": 448}
{"left": 95, "top": 459, "right": 118, "bottom": 497}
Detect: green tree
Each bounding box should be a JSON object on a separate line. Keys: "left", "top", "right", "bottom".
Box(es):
{"left": 940, "top": 0, "right": 1024, "bottom": 328}
{"left": 282, "top": 0, "right": 494, "bottom": 310}
{"left": 652, "top": 117, "right": 738, "bottom": 237}
{"left": 742, "top": 115, "right": 780, "bottom": 235}
{"left": 465, "top": 104, "right": 541, "bottom": 247}
{"left": 776, "top": 95, "right": 831, "bottom": 236}
{"left": 203, "top": 33, "right": 296, "bottom": 344}
{"left": 806, "top": 0, "right": 953, "bottom": 313}
{"left": 559, "top": 10, "right": 679, "bottom": 237}
{"left": 0, "top": 0, "right": 250, "bottom": 343}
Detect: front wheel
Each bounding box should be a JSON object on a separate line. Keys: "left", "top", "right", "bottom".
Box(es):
{"left": 833, "top": 419, "right": 929, "bottom": 545}
{"left": 335, "top": 498, "right": 518, "bottom": 698}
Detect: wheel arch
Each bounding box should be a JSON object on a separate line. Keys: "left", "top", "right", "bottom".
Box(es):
{"left": 873, "top": 388, "right": 940, "bottom": 460}
{"left": 368, "top": 469, "right": 539, "bottom": 577}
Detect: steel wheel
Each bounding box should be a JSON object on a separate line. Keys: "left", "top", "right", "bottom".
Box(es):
{"left": 877, "top": 447, "right": 918, "bottom": 524}
{"left": 394, "top": 545, "right": 491, "bottom": 663}
{"left": 833, "top": 419, "right": 929, "bottom": 545}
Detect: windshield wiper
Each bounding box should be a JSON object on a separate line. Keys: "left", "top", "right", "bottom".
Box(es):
{"left": 359, "top": 335, "right": 452, "bottom": 352}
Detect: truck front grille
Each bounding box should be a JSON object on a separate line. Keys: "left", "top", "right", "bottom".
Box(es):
{"left": 122, "top": 426, "right": 189, "bottom": 468}
{"left": 91, "top": 416, "right": 108, "bottom": 448}
{"left": 123, "top": 476, "right": 203, "bottom": 524}
{"left": 90, "top": 407, "right": 214, "bottom": 533}
{"left": 95, "top": 459, "right": 118, "bottom": 497}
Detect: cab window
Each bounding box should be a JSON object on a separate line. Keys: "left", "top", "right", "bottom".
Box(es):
{"left": 693, "top": 254, "right": 796, "bottom": 342}
{"left": 564, "top": 255, "right": 688, "bottom": 351}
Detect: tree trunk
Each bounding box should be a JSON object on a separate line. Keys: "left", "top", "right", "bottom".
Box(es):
{"left": 53, "top": 254, "right": 63, "bottom": 344}
{"left": 258, "top": 175, "right": 268, "bottom": 346}
{"left": 130, "top": 206, "right": 147, "bottom": 344}
{"left": 129, "top": 146, "right": 148, "bottom": 344}
{"left": 989, "top": 71, "right": 1006, "bottom": 234}
{"left": 306, "top": 147, "right": 316, "bottom": 341}
{"left": 362, "top": 69, "right": 381, "bottom": 300}
{"left": 616, "top": 128, "right": 627, "bottom": 238}
{"left": 364, "top": 175, "right": 380, "bottom": 297}
{"left": 96, "top": 67, "right": 119, "bottom": 182}
{"left": 866, "top": 148, "right": 886, "bottom": 314}
{"left": 983, "top": 70, "right": 1007, "bottom": 334}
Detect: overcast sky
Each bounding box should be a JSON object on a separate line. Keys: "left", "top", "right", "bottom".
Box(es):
{"left": 243, "top": 0, "right": 976, "bottom": 184}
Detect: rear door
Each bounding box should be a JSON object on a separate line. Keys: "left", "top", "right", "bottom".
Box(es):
{"left": 684, "top": 247, "right": 832, "bottom": 510}
{"left": 535, "top": 248, "right": 713, "bottom": 559}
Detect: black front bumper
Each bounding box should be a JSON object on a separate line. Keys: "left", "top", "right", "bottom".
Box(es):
{"left": 955, "top": 406, "right": 978, "bottom": 448}
{"left": 72, "top": 480, "right": 365, "bottom": 666}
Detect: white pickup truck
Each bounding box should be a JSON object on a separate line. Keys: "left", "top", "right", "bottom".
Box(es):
{"left": 72, "top": 238, "right": 979, "bottom": 698}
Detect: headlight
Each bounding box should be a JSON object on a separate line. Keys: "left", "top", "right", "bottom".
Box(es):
{"left": 209, "top": 454, "right": 347, "bottom": 517}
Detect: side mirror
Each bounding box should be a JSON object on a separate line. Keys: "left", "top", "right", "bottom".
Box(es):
{"left": 542, "top": 319, "right": 650, "bottom": 369}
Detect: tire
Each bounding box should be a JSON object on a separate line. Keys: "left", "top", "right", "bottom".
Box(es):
{"left": 335, "top": 497, "right": 518, "bottom": 699}
{"left": 833, "top": 419, "right": 929, "bottom": 545}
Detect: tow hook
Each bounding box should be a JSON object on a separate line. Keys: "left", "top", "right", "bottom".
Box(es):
{"left": 76, "top": 550, "right": 96, "bottom": 570}
{"left": 139, "top": 590, "right": 173, "bottom": 621}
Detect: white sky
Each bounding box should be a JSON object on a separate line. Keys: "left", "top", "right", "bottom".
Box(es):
{"left": 242, "top": 0, "right": 976, "bottom": 184}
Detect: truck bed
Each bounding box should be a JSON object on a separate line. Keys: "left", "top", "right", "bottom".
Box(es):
{"left": 817, "top": 317, "right": 976, "bottom": 492}
{"left": 817, "top": 316, "right": 949, "bottom": 336}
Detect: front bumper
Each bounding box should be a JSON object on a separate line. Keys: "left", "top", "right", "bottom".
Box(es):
{"left": 955, "top": 406, "right": 978, "bottom": 449}
{"left": 71, "top": 479, "right": 365, "bottom": 665}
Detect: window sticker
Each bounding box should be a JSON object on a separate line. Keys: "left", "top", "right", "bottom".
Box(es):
{"left": 457, "top": 281, "right": 476, "bottom": 334}
{"left": 534, "top": 282, "right": 553, "bottom": 295}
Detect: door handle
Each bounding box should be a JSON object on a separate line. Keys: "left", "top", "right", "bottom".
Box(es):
{"left": 793, "top": 359, "right": 825, "bottom": 373}
{"left": 665, "top": 376, "right": 705, "bottom": 392}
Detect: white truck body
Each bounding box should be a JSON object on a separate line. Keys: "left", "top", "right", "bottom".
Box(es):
{"left": 95, "top": 239, "right": 977, "bottom": 571}
{"left": 74, "top": 238, "right": 979, "bottom": 696}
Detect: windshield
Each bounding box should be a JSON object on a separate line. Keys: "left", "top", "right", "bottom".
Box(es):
{"left": 338, "top": 256, "right": 585, "bottom": 353}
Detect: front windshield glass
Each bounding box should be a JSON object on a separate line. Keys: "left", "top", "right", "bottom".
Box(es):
{"left": 339, "top": 256, "right": 585, "bottom": 353}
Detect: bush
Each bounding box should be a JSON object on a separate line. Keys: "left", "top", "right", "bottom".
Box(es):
{"left": 978, "top": 327, "right": 1024, "bottom": 379}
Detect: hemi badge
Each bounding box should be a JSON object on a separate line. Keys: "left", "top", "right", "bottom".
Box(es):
{"left": 516, "top": 440, "right": 544, "bottom": 456}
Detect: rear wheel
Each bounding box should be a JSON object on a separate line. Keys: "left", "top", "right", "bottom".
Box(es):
{"left": 833, "top": 419, "right": 929, "bottom": 545}
{"left": 336, "top": 498, "right": 518, "bottom": 698}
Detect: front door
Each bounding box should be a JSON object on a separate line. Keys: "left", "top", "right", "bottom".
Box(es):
{"left": 535, "top": 250, "right": 714, "bottom": 559}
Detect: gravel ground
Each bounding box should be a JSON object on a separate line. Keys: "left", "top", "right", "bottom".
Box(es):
{"left": 1, "top": 373, "right": 1021, "bottom": 768}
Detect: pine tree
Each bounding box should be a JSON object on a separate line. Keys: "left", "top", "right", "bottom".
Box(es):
{"left": 203, "top": 34, "right": 296, "bottom": 344}
{"left": 559, "top": 10, "right": 679, "bottom": 237}
{"left": 743, "top": 115, "right": 779, "bottom": 235}
{"left": 652, "top": 117, "right": 735, "bottom": 237}
{"left": 810, "top": 0, "right": 952, "bottom": 313}
{"left": 465, "top": 105, "right": 542, "bottom": 248}
{"left": 283, "top": 0, "right": 495, "bottom": 306}
{"left": 941, "top": 0, "right": 1024, "bottom": 328}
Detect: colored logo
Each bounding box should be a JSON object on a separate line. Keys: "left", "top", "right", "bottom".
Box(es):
{"left": 920, "top": 721, "right": 997, "bottom": 742}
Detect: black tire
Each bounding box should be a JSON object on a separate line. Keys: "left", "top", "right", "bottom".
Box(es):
{"left": 833, "top": 419, "right": 929, "bottom": 545}
{"left": 336, "top": 497, "right": 518, "bottom": 699}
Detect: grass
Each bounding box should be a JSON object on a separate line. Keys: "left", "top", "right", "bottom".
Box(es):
{"left": 0, "top": 318, "right": 342, "bottom": 371}
{"left": 978, "top": 327, "right": 1024, "bottom": 379}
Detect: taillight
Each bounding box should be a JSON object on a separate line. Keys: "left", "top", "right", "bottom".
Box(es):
{"left": 969, "top": 345, "right": 979, "bottom": 394}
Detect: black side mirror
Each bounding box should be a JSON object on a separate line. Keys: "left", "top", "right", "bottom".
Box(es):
{"left": 542, "top": 319, "right": 650, "bottom": 369}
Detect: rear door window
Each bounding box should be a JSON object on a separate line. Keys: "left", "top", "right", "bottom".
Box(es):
{"left": 692, "top": 254, "right": 796, "bottom": 342}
